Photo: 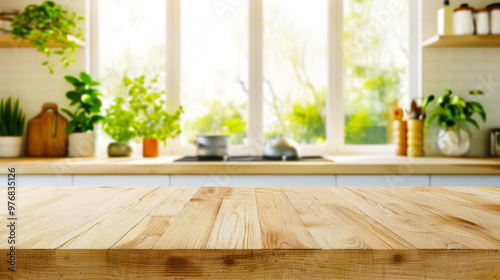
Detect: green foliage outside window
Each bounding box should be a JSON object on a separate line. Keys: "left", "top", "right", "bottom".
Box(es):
{"left": 183, "top": 101, "right": 247, "bottom": 145}
{"left": 188, "top": 0, "right": 405, "bottom": 146}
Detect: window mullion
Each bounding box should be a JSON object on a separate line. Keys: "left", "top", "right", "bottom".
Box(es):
{"left": 248, "top": 0, "right": 264, "bottom": 156}
{"left": 330, "top": 0, "right": 343, "bottom": 154}
{"left": 165, "top": 0, "right": 182, "bottom": 154}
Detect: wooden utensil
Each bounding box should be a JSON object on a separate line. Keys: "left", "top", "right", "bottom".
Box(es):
{"left": 26, "top": 103, "right": 68, "bottom": 157}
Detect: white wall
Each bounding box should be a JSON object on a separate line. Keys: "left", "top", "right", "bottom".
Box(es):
{"left": 2, "top": 1, "right": 499, "bottom": 157}
{"left": 422, "top": 0, "right": 500, "bottom": 156}
{"left": 0, "top": 0, "right": 87, "bottom": 154}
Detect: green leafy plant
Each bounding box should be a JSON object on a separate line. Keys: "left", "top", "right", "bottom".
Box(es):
{"left": 10, "top": 1, "right": 85, "bottom": 73}
{"left": 126, "top": 75, "right": 183, "bottom": 145}
{"left": 0, "top": 97, "right": 26, "bottom": 136}
{"left": 102, "top": 97, "right": 136, "bottom": 143}
{"left": 62, "top": 72, "right": 103, "bottom": 134}
{"left": 424, "top": 89, "right": 486, "bottom": 131}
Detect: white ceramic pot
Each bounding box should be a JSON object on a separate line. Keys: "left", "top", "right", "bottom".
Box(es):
{"left": 475, "top": 9, "right": 490, "bottom": 35}
{"left": 437, "top": 127, "right": 471, "bottom": 157}
{"left": 68, "top": 132, "right": 95, "bottom": 157}
{"left": 453, "top": 4, "right": 475, "bottom": 35}
{"left": 490, "top": 5, "right": 500, "bottom": 34}
{"left": 0, "top": 136, "right": 23, "bottom": 158}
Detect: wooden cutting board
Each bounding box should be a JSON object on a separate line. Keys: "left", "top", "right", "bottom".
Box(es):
{"left": 26, "top": 103, "right": 68, "bottom": 157}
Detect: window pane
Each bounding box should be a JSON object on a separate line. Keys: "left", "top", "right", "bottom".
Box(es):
{"left": 343, "top": 0, "right": 410, "bottom": 144}
{"left": 98, "top": 0, "right": 166, "bottom": 83}
{"left": 180, "top": 0, "right": 249, "bottom": 145}
{"left": 263, "top": 0, "right": 328, "bottom": 144}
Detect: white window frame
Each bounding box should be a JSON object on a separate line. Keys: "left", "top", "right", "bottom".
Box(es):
{"left": 90, "top": 0, "right": 421, "bottom": 156}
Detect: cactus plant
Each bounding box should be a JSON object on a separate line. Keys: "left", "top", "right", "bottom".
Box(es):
{"left": 0, "top": 97, "right": 26, "bottom": 136}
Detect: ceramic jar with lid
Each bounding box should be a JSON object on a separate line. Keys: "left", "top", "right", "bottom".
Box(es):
{"left": 489, "top": 3, "right": 500, "bottom": 34}
{"left": 0, "top": 9, "right": 19, "bottom": 34}
{"left": 453, "top": 3, "right": 475, "bottom": 35}
{"left": 475, "top": 8, "right": 490, "bottom": 35}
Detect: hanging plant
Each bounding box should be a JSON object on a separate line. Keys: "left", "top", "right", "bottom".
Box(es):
{"left": 10, "top": 1, "right": 85, "bottom": 74}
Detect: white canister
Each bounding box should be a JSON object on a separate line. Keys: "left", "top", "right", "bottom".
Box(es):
{"left": 0, "top": 136, "right": 23, "bottom": 158}
{"left": 475, "top": 8, "right": 490, "bottom": 35}
{"left": 453, "top": 4, "right": 475, "bottom": 35}
{"left": 68, "top": 132, "right": 96, "bottom": 157}
{"left": 489, "top": 3, "right": 500, "bottom": 34}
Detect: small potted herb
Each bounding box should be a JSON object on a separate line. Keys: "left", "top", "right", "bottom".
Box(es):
{"left": 126, "top": 75, "right": 183, "bottom": 157}
{"left": 62, "top": 72, "right": 103, "bottom": 157}
{"left": 423, "top": 89, "right": 486, "bottom": 156}
{"left": 10, "top": 1, "right": 84, "bottom": 74}
{"left": 102, "top": 97, "right": 136, "bottom": 157}
{"left": 0, "top": 98, "right": 26, "bottom": 158}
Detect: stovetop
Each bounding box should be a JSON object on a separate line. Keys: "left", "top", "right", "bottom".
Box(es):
{"left": 175, "top": 156, "right": 332, "bottom": 162}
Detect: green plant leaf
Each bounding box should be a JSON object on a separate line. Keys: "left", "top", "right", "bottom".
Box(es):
{"left": 421, "top": 95, "right": 435, "bottom": 113}
{"left": 80, "top": 72, "right": 92, "bottom": 84}
{"left": 464, "top": 118, "right": 480, "bottom": 129}
{"left": 468, "top": 101, "right": 487, "bottom": 122}
{"left": 437, "top": 94, "right": 450, "bottom": 108}
{"left": 61, "top": 108, "right": 74, "bottom": 118}
{"left": 470, "top": 90, "right": 483, "bottom": 95}
{"left": 66, "top": 121, "right": 77, "bottom": 134}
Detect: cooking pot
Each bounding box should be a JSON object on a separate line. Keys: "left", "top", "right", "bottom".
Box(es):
{"left": 263, "top": 136, "right": 301, "bottom": 161}
{"left": 196, "top": 135, "right": 230, "bottom": 160}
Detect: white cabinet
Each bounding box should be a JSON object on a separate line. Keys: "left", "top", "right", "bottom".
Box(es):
{"left": 17, "top": 175, "right": 73, "bottom": 187}
{"left": 430, "top": 176, "right": 500, "bottom": 187}
{"left": 11, "top": 174, "right": 500, "bottom": 187}
{"left": 337, "top": 175, "right": 430, "bottom": 187}
{"left": 170, "top": 175, "right": 336, "bottom": 187}
{"left": 73, "top": 175, "right": 170, "bottom": 187}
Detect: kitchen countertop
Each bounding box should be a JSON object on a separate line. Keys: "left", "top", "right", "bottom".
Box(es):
{"left": 0, "top": 155, "right": 499, "bottom": 175}
{"left": 1, "top": 155, "right": 500, "bottom": 175}
{"left": 1, "top": 186, "right": 499, "bottom": 278}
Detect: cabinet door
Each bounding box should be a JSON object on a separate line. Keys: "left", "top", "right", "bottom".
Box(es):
{"left": 337, "top": 175, "right": 430, "bottom": 187}
{"left": 170, "top": 175, "right": 336, "bottom": 187}
{"left": 73, "top": 175, "right": 170, "bottom": 187}
{"left": 431, "top": 176, "right": 500, "bottom": 187}
{"left": 17, "top": 175, "right": 73, "bottom": 187}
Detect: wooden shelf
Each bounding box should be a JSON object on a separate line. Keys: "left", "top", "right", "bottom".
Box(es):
{"left": 0, "top": 33, "right": 84, "bottom": 48}
{"left": 423, "top": 34, "right": 500, "bottom": 48}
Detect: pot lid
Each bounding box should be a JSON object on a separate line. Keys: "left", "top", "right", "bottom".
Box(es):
{"left": 454, "top": 3, "right": 474, "bottom": 12}
{"left": 488, "top": 3, "right": 500, "bottom": 10}
{"left": 475, "top": 7, "right": 488, "bottom": 12}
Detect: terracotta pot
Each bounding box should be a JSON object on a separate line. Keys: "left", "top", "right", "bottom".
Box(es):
{"left": 143, "top": 138, "right": 159, "bottom": 157}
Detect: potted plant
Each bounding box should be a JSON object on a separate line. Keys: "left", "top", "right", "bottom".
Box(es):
{"left": 0, "top": 98, "right": 26, "bottom": 158}
{"left": 10, "top": 1, "right": 84, "bottom": 74}
{"left": 125, "top": 75, "right": 183, "bottom": 157}
{"left": 62, "top": 72, "right": 103, "bottom": 157}
{"left": 424, "top": 89, "right": 486, "bottom": 156}
{"left": 102, "top": 97, "right": 136, "bottom": 157}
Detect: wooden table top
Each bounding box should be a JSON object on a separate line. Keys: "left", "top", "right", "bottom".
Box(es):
{"left": 2, "top": 186, "right": 500, "bottom": 250}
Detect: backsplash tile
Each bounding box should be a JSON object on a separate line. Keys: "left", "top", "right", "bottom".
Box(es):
{"left": 423, "top": 49, "right": 500, "bottom": 156}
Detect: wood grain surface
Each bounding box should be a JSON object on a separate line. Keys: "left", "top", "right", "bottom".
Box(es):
{"left": 0, "top": 186, "right": 499, "bottom": 279}
{"left": 25, "top": 103, "right": 68, "bottom": 157}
